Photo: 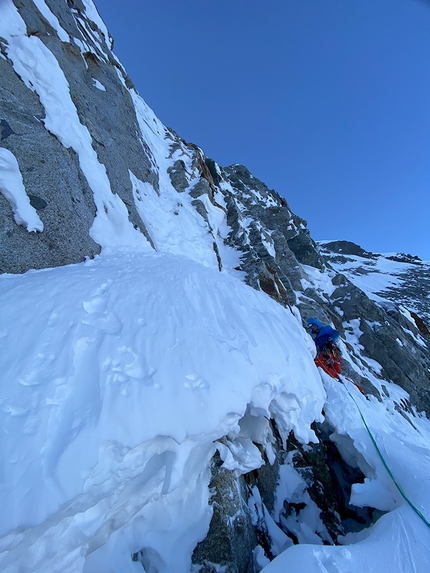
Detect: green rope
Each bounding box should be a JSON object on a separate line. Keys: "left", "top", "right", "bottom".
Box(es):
{"left": 339, "top": 376, "right": 430, "bottom": 530}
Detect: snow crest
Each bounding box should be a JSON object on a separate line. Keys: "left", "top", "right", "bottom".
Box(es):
{"left": 0, "top": 252, "right": 324, "bottom": 572}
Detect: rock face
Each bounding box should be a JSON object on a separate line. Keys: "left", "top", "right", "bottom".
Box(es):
{"left": 319, "top": 241, "right": 430, "bottom": 412}
{"left": 320, "top": 240, "right": 430, "bottom": 326}
{"left": 1, "top": 2, "right": 429, "bottom": 573}
{"left": 0, "top": 0, "right": 157, "bottom": 272}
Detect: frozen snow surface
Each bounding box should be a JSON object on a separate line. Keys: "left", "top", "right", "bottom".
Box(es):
{"left": 1, "top": 252, "right": 430, "bottom": 573}
{"left": 0, "top": 251, "right": 323, "bottom": 573}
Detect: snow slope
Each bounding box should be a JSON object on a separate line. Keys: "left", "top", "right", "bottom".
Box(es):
{"left": 0, "top": 250, "right": 324, "bottom": 573}
{"left": 2, "top": 251, "right": 430, "bottom": 572}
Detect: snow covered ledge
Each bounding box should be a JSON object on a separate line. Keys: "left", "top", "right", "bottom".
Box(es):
{"left": 0, "top": 251, "right": 324, "bottom": 573}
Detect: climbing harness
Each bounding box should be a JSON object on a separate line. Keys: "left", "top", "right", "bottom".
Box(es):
{"left": 338, "top": 375, "right": 430, "bottom": 531}
{"left": 314, "top": 344, "right": 343, "bottom": 380}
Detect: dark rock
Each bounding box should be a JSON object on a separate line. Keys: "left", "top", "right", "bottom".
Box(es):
{"left": 0, "top": 119, "right": 16, "bottom": 140}
{"left": 287, "top": 424, "right": 384, "bottom": 539}
{"left": 192, "top": 453, "right": 258, "bottom": 573}
{"left": 321, "top": 240, "right": 377, "bottom": 259}
{"left": 204, "top": 157, "right": 222, "bottom": 185}
{"left": 190, "top": 178, "right": 211, "bottom": 198}
{"left": 29, "top": 195, "right": 47, "bottom": 210}
{"left": 168, "top": 159, "right": 189, "bottom": 193}
{"left": 287, "top": 232, "right": 322, "bottom": 268}
{"left": 386, "top": 253, "right": 422, "bottom": 265}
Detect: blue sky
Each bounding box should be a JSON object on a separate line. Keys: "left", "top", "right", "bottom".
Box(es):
{"left": 95, "top": 0, "right": 430, "bottom": 260}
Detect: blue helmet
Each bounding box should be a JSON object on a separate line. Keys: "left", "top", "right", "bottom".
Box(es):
{"left": 307, "top": 317, "right": 323, "bottom": 329}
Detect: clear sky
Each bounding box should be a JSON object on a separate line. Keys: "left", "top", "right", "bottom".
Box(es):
{"left": 94, "top": 0, "right": 430, "bottom": 260}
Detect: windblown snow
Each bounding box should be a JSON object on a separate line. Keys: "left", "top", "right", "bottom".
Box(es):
{"left": 0, "top": 250, "right": 323, "bottom": 573}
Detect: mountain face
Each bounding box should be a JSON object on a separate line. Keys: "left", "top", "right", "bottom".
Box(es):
{"left": 1, "top": 2, "right": 430, "bottom": 573}
{"left": 319, "top": 240, "right": 430, "bottom": 331}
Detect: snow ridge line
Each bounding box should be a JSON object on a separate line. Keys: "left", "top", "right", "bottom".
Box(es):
{"left": 340, "top": 376, "right": 430, "bottom": 530}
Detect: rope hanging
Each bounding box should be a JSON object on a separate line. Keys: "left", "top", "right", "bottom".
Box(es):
{"left": 339, "top": 375, "right": 430, "bottom": 530}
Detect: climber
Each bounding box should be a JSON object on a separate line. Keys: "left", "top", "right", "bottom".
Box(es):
{"left": 307, "top": 317, "right": 342, "bottom": 377}
{"left": 307, "top": 318, "right": 340, "bottom": 351}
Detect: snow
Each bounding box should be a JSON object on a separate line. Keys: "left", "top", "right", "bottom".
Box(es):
{"left": 82, "top": 0, "right": 113, "bottom": 50}
{"left": 262, "top": 371, "right": 430, "bottom": 573}
{"left": 92, "top": 78, "right": 106, "bottom": 91}
{"left": 343, "top": 318, "right": 364, "bottom": 350}
{"left": 3, "top": 251, "right": 429, "bottom": 573}
{"left": 126, "top": 88, "right": 244, "bottom": 274}
{"left": 74, "top": 12, "right": 109, "bottom": 62}
{"left": 300, "top": 264, "right": 337, "bottom": 298}
{"left": 0, "top": 0, "right": 27, "bottom": 37}
{"left": 401, "top": 326, "right": 427, "bottom": 348}
{"left": 322, "top": 245, "right": 430, "bottom": 341}
{"left": 0, "top": 147, "right": 44, "bottom": 232}
{"left": 32, "top": 0, "right": 69, "bottom": 42}
{"left": 399, "top": 306, "right": 428, "bottom": 348}
{"left": 249, "top": 188, "right": 277, "bottom": 208}
{"left": 262, "top": 233, "right": 276, "bottom": 258}
{"left": 321, "top": 247, "right": 418, "bottom": 302}
{"left": 129, "top": 170, "right": 220, "bottom": 269}
{"left": 0, "top": 251, "right": 324, "bottom": 573}
{"left": 262, "top": 505, "right": 430, "bottom": 573}
{"left": 217, "top": 437, "right": 264, "bottom": 475}
{"left": 253, "top": 545, "right": 270, "bottom": 571}
{"left": 248, "top": 486, "right": 292, "bottom": 556}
